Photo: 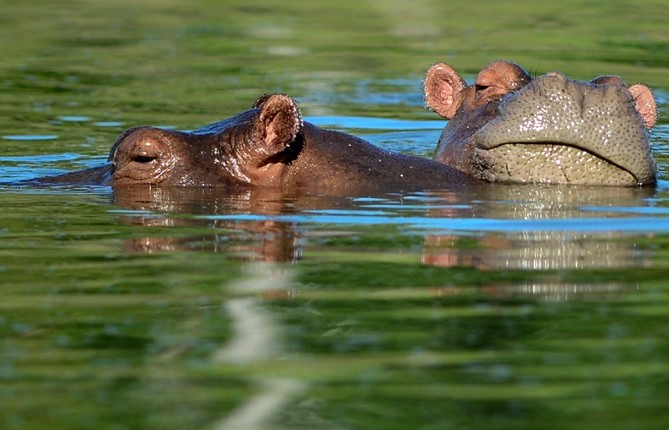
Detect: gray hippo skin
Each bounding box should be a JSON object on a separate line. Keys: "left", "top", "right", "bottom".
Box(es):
{"left": 37, "top": 93, "right": 467, "bottom": 191}
{"left": 423, "top": 60, "right": 658, "bottom": 186}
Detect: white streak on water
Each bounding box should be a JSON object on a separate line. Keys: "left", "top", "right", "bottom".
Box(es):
{"left": 212, "top": 264, "right": 306, "bottom": 430}
{"left": 212, "top": 297, "right": 283, "bottom": 364}
{"left": 213, "top": 264, "right": 293, "bottom": 363}
{"left": 212, "top": 378, "right": 306, "bottom": 430}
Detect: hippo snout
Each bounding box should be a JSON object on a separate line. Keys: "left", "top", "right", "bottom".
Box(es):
{"left": 473, "top": 75, "right": 656, "bottom": 185}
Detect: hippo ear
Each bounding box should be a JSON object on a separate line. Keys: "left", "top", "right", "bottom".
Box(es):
{"left": 423, "top": 63, "right": 467, "bottom": 119}
{"left": 628, "top": 83, "right": 657, "bottom": 129}
{"left": 253, "top": 93, "right": 303, "bottom": 159}
{"left": 251, "top": 93, "right": 275, "bottom": 109}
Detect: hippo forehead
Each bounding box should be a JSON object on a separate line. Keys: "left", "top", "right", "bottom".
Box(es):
{"left": 473, "top": 72, "right": 655, "bottom": 184}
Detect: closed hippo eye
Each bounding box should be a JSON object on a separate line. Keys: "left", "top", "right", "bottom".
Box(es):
{"left": 127, "top": 140, "right": 162, "bottom": 165}
{"left": 131, "top": 154, "right": 158, "bottom": 163}
{"left": 111, "top": 129, "right": 176, "bottom": 184}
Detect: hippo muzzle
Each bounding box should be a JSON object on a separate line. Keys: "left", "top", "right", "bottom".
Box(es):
{"left": 472, "top": 72, "right": 656, "bottom": 185}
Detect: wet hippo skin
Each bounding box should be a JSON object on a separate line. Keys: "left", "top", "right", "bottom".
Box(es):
{"left": 423, "top": 60, "right": 658, "bottom": 186}
{"left": 35, "top": 93, "right": 467, "bottom": 192}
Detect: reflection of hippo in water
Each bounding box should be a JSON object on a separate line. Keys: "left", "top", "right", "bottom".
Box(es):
{"left": 34, "top": 93, "right": 467, "bottom": 192}
{"left": 423, "top": 60, "right": 657, "bottom": 186}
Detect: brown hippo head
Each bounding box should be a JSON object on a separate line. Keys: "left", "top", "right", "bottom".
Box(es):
{"left": 424, "top": 60, "right": 657, "bottom": 186}
{"left": 33, "top": 93, "right": 467, "bottom": 192}
{"left": 108, "top": 93, "right": 303, "bottom": 187}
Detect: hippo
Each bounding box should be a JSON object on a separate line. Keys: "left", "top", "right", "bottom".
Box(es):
{"left": 423, "top": 60, "right": 658, "bottom": 186}
{"left": 34, "top": 93, "right": 467, "bottom": 192}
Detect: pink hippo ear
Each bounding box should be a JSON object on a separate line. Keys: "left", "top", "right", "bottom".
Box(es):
{"left": 253, "top": 93, "right": 303, "bottom": 159}
{"left": 423, "top": 63, "right": 468, "bottom": 119}
{"left": 628, "top": 83, "right": 657, "bottom": 129}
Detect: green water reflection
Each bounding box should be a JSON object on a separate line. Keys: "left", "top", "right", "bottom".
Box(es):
{"left": 2, "top": 1, "right": 669, "bottom": 429}
{"left": 3, "top": 184, "right": 669, "bottom": 429}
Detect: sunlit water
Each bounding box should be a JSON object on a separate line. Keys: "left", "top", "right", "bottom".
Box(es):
{"left": 2, "top": 1, "right": 669, "bottom": 429}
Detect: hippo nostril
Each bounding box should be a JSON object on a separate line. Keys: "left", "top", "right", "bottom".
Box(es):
{"left": 545, "top": 71, "right": 568, "bottom": 82}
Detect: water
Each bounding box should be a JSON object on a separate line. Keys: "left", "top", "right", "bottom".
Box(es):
{"left": 2, "top": 1, "right": 669, "bottom": 429}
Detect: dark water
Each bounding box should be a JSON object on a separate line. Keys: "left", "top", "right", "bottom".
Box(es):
{"left": 2, "top": 1, "right": 669, "bottom": 429}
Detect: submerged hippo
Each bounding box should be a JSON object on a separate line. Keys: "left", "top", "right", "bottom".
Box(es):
{"left": 423, "top": 60, "right": 658, "bottom": 186}
{"left": 35, "top": 93, "right": 467, "bottom": 192}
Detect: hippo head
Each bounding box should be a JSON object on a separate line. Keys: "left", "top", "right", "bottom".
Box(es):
{"left": 424, "top": 60, "right": 657, "bottom": 186}
{"left": 108, "top": 93, "right": 303, "bottom": 186}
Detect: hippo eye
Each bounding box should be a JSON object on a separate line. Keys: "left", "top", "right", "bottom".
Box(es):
{"left": 475, "top": 84, "right": 490, "bottom": 92}
{"left": 132, "top": 155, "right": 157, "bottom": 164}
